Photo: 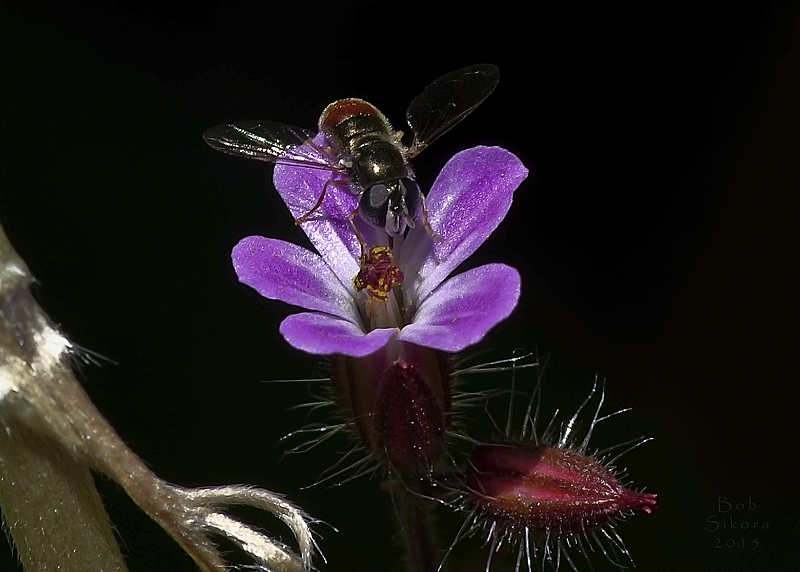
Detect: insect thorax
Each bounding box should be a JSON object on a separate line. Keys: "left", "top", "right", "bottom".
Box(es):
{"left": 350, "top": 138, "right": 409, "bottom": 187}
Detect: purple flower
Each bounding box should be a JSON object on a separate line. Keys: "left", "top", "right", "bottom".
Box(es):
{"left": 232, "top": 139, "right": 528, "bottom": 358}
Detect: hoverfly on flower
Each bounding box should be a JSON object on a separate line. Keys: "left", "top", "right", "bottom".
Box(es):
{"left": 204, "top": 64, "right": 499, "bottom": 239}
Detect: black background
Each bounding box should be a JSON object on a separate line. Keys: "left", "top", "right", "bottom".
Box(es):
{"left": 1, "top": 1, "right": 799, "bottom": 571}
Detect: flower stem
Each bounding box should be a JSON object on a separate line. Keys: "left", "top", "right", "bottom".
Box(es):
{"left": 0, "top": 418, "right": 130, "bottom": 572}
{"left": 397, "top": 485, "right": 440, "bottom": 572}
{"left": 0, "top": 225, "right": 130, "bottom": 572}
{"left": 0, "top": 223, "right": 313, "bottom": 572}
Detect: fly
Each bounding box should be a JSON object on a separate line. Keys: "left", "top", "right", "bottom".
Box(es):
{"left": 203, "top": 64, "right": 499, "bottom": 240}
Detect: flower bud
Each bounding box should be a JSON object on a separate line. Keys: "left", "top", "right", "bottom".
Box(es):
{"left": 439, "top": 379, "right": 658, "bottom": 571}
{"left": 331, "top": 341, "right": 450, "bottom": 476}
{"left": 465, "top": 442, "right": 657, "bottom": 534}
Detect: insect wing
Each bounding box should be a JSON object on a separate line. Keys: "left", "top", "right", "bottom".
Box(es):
{"left": 406, "top": 64, "right": 500, "bottom": 157}
{"left": 203, "top": 120, "right": 338, "bottom": 171}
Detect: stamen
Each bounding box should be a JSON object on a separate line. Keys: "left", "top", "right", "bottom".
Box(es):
{"left": 354, "top": 246, "right": 405, "bottom": 303}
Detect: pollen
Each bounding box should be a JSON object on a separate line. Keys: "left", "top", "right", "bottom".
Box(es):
{"left": 353, "top": 246, "right": 404, "bottom": 302}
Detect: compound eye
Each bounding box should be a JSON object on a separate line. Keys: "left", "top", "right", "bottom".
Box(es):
{"left": 360, "top": 184, "right": 390, "bottom": 227}
{"left": 366, "top": 184, "right": 389, "bottom": 208}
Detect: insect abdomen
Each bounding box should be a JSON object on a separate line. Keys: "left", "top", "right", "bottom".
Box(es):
{"left": 318, "top": 98, "right": 393, "bottom": 155}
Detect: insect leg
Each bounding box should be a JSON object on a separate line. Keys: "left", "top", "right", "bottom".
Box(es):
{"left": 303, "top": 136, "right": 332, "bottom": 158}
{"left": 347, "top": 208, "right": 367, "bottom": 256}
{"left": 294, "top": 179, "right": 351, "bottom": 225}
{"left": 419, "top": 192, "right": 443, "bottom": 242}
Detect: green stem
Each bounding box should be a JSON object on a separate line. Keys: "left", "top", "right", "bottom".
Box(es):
{"left": 398, "top": 485, "right": 439, "bottom": 572}
{"left": 0, "top": 417, "right": 130, "bottom": 572}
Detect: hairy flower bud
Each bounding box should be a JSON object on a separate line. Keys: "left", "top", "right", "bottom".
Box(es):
{"left": 331, "top": 341, "right": 450, "bottom": 476}
{"left": 465, "top": 442, "right": 657, "bottom": 534}
{"left": 440, "top": 379, "right": 658, "bottom": 571}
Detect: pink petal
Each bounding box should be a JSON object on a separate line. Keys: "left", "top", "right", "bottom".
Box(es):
{"left": 397, "top": 263, "right": 520, "bottom": 352}
{"left": 273, "top": 134, "right": 387, "bottom": 289}
{"left": 279, "top": 312, "right": 397, "bottom": 357}
{"left": 400, "top": 146, "right": 528, "bottom": 305}
{"left": 232, "top": 235, "right": 357, "bottom": 321}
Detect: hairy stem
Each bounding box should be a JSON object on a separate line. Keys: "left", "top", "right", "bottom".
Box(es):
{"left": 0, "top": 225, "right": 130, "bottom": 572}
{"left": 0, "top": 223, "right": 311, "bottom": 572}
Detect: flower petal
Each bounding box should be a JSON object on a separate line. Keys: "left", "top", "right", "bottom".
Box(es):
{"left": 273, "top": 134, "right": 387, "bottom": 289}
{"left": 397, "top": 263, "right": 520, "bottom": 352}
{"left": 232, "top": 235, "right": 357, "bottom": 322}
{"left": 279, "top": 312, "right": 397, "bottom": 357}
{"left": 400, "top": 146, "right": 528, "bottom": 304}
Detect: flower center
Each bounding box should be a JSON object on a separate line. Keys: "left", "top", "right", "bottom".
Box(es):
{"left": 353, "top": 245, "right": 405, "bottom": 330}
{"left": 353, "top": 246, "right": 404, "bottom": 301}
